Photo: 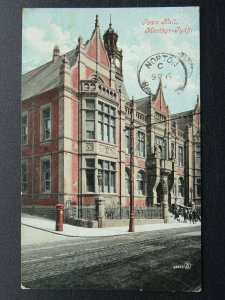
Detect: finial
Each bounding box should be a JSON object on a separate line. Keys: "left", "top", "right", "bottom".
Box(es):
{"left": 197, "top": 94, "right": 199, "bottom": 104}
{"left": 109, "top": 14, "right": 112, "bottom": 28}
{"left": 78, "top": 36, "right": 83, "bottom": 45}
{"left": 159, "top": 78, "right": 162, "bottom": 86}
{"left": 95, "top": 15, "right": 99, "bottom": 28}
{"left": 53, "top": 44, "right": 60, "bottom": 62}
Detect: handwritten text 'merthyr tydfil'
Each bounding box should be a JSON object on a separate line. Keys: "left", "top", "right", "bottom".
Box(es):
{"left": 145, "top": 27, "right": 193, "bottom": 34}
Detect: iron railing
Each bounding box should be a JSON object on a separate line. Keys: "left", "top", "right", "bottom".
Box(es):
{"left": 64, "top": 201, "right": 96, "bottom": 220}
{"left": 105, "top": 206, "right": 163, "bottom": 219}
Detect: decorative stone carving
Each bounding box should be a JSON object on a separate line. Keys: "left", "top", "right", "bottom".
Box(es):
{"left": 86, "top": 143, "right": 94, "bottom": 151}
{"left": 99, "top": 144, "right": 116, "bottom": 157}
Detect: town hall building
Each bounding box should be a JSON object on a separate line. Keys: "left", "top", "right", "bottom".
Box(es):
{"left": 21, "top": 16, "right": 201, "bottom": 219}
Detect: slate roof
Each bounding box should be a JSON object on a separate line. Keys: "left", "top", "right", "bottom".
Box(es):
{"left": 115, "top": 79, "right": 130, "bottom": 102}
{"left": 172, "top": 109, "right": 194, "bottom": 131}
{"left": 135, "top": 97, "right": 149, "bottom": 113}
{"left": 21, "top": 49, "right": 78, "bottom": 101}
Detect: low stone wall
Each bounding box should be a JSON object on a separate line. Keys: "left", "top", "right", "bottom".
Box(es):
{"left": 22, "top": 206, "right": 56, "bottom": 220}
{"left": 65, "top": 217, "right": 98, "bottom": 228}
{"left": 105, "top": 218, "right": 164, "bottom": 227}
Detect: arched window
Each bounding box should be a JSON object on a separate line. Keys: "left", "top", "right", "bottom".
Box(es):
{"left": 178, "top": 177, "right": 184, "bottom": 197}
{"left": 125, "top": 168, "right": 130, "bottom": 195}
{"left": 137, "top": 171, "right": 145, "bottom": 195}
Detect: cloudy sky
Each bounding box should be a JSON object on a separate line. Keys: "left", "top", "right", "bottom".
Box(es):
{"left": 22, "top": 7, "right": 200, "bottom": 113}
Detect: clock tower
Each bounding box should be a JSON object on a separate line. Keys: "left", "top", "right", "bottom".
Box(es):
{"left": 103, "top": 18, "right": 123, "bottom": 79}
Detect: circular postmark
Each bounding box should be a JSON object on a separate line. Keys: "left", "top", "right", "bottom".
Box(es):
{"left": 137, "top": 52, "right": 191, "bottom": 95}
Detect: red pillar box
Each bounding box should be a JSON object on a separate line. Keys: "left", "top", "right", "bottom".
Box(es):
{"left": 55, "top": 204, "right": 64, "bottom": 231}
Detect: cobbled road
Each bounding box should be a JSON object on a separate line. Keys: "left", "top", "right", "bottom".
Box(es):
{"left": 22, "top": 225, "right": 201, "bottom": 291}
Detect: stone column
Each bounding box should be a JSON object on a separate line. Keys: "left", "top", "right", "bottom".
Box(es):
{"left": 96, "top": 195, "right": 106, "bottom": 228}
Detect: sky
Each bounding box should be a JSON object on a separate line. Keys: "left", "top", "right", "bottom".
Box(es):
{"left": 22, "top": 7, "right": 200, "bottom": 113}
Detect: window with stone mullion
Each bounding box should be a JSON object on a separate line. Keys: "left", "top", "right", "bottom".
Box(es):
{"left": 178, "top": 146, "right": 184, "bottom": 167}
{"left": 86, "top": 159, "right": 95, "bottom": 192}
{"left": 22, "top": 162, "right": 28, "bottom": 193}
{"left": 43, "top": 160, "right": 51, "bottom": 192}
{"left": 98, "top": 102, "right": 116, "bottom": 144}
{"left": 21, "top": 115, "right": 28, "bottom": 145}
{"left": 86, "top": 100, "right": 95, "bottom": 140}
{"left": 138, "top": 131, "right": 145, "bottom": 157}
{"left": 98, "top": 160, "right": 116, "bottom": 193}
{"left": 125, "top": 127, "right": 131, "bottom": 153}
{"left": 43, "top": 108, "right": 51, "bottom": 140}
{"left": 137, "top": 171, "right": 145, "bottom": 195}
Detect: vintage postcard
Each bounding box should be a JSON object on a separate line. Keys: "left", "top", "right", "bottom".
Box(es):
{"left": 21, "top": 7, "right": 201, "bottom": 291}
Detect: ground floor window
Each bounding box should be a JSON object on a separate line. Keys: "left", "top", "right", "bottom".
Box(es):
{"left": 98, "top": 160, "right": 116, "bottom": 193}
{"left": 21, "top": 161, "right": 28, "bottom": 193}
{"left": 41, "top": 158, "right": 51, "bottom": 192}
{"left": 137, "top": 171, "right": 145, "bottom": 195}
{"left": 86, "top": 159, "right": 95, "bottom": 192}
{"left": 125, "top": 168, "right": 130, "bottom": 195}
{"left": 195, "top": 178, "right": 201, "bottom": 198}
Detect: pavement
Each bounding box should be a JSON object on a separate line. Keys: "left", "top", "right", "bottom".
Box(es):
{"left": 21, "top": 213, "right": 201, "bottom": 238}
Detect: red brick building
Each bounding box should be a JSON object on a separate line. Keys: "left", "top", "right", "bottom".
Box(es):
{"left": 21, "top": 16, "right": 201, "bottom": 218}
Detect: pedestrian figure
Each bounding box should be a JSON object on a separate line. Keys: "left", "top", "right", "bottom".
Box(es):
{"left": 192, "top": 210, "right": 196, "bottom": 224}
{"left": 184, "top": 208, "right": 188, "bottom": 223}
{"left": 189, "top": 210, "right": 192, "bottom": 224}
{"left": 174, "top": 208, "right": 179, "bottom": 221}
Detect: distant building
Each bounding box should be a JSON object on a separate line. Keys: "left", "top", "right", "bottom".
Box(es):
{"left": 21, "top": 16, "right": 201, "bottom": 218}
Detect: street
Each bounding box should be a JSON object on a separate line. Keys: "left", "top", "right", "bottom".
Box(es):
{"left": 21, "top": 225, "right": 201, "bottom": 291}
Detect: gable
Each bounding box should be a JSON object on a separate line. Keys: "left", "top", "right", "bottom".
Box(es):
{"left": 86, "top": 30, "right": 110, "bottom": 68}
{"left": 154, "top": 89, "right": 168, "bottom": 114}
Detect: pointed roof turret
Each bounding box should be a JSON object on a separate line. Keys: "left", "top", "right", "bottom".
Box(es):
{"left": 153, "top": 79, "right": 168, "bottom": 114}
{"left": 103, "top": 16, "right": 119, "bottom": 59}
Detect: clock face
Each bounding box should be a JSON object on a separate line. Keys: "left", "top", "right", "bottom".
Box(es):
{"left": 115, "top": 58, "right": 121, "bottom": 69}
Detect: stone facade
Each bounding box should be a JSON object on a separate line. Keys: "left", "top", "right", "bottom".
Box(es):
{"left": 21, "top": 16, "right": 201, "bottom": 217}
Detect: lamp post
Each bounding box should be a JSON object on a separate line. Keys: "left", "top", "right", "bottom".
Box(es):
{"left": 129, "top": 97, "right": 135, "bottom": 232}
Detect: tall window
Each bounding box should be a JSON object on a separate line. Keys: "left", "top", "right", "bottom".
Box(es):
{"left": 98, "top": 160, "right": 116, "bottom": 193}
{"left": 195, "top": 178, "right": 201, "bottom": 197}
{"left": 86, "top": 159, "right": 95, "bottom": 192}
{"left": 98, "top": 102, "right": 116, "bottom": 144}
{"left": 21, "top": 113, "right": 28, "bottom": 145}
{"left": 195, "top": 145, "right": 201, "bottom": 169}
{"left": 178, "top": 146, "right": 184, "bottom": 166}
{"left": 137, "top": 171, "right": 145, "bottom": 195}
{"left": 178, "top": 177, "right": 184, "bottom": 197}
{"left": 42, "top": 159, "right": 51, "bottom": 192}
{"left": 21, "top": 161, "right": 28, "bottom": 193}
{"left": 171, "top": 142, "right": 175, "bottom": 158}
{"left": 43, "top": 107, "right": 51, "bottom": 140}
{"left": 86, "top": 100, "right": 95, "bottom": 139}
{"left": 155, "top": 136, "right": 166, "bottom": 159}
{"left": 137, "top": 131, "right": 145, "bottom": 157}
{"left": 125, "top": 168, "right": 130, "bottom": 195}
{"left": 125, "top": 127, "right": 130, "bottom": 154}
